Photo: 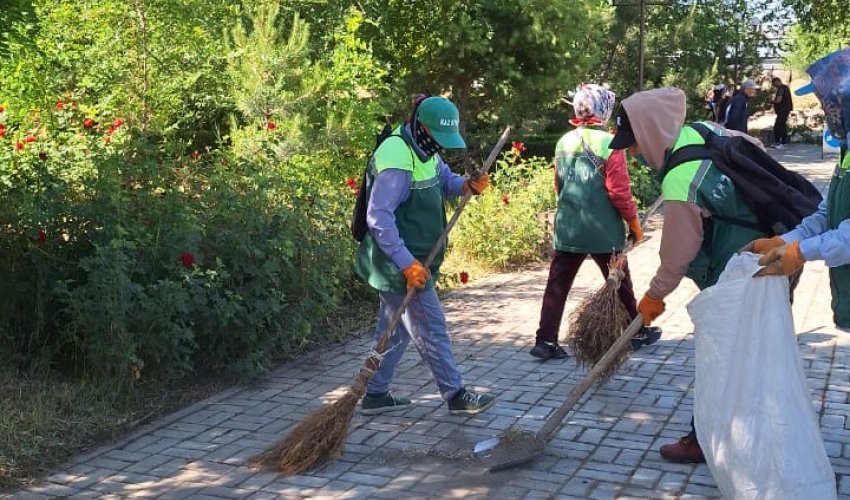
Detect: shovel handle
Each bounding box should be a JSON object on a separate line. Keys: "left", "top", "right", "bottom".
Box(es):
{"left": 535, "top": 314, "right": 645, "bottom": 442}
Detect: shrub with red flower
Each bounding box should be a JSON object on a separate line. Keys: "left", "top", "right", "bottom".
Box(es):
{"left": 112, "top": 118, "right": 125, "bottom": 128}
{"left": 14, "top": 142, "right": 23, "bottom": 151}
{"left": 459, "top": 271, "right": 469, "bottom": 284}
{"left": 24, "top": 135, "right": 36, "bottom": 143}
{"left": 180, "top": 252, "right": 195, "bottom": 269}
{"left": 344, "top": 177, "right": 360, "bottom": 193}
{"left": 511, "top": 141, "right": 526, "bottom": 154}
{"left": 502, "top": 195, "right": 510, "bottom": 205}
{"left": 0, "top": 125, "right": 5, "bottom": 138}
{"left": 0, "top": 105, "right": 4, "bottom": 113}
{"left": 267, "top": 120, "right": 277, "bottom": 130}
{"left": 83, "top": 118, "right": 95, "bottom": 129}
{"left": 36, "top": 230, "right": 47, "bottom": 244}
{"left": 55, "top": 101, "right": 65, "bottom": 110}
{"left": 38, "top": 152, "right": 48, "bottom": 161}
{"left": 104, "top": 136, "right": 111, "bottom": 144}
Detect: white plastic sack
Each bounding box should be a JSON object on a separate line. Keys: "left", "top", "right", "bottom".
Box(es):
{"left": 687, "top": 253, "right": 836, "bottom": 500}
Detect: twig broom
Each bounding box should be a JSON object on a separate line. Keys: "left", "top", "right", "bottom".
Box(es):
{"left": 250, "top": 126, "right": 512, "bottom": 476}
{"left": 565, "top": 196, "right": 663, "bottom": 379}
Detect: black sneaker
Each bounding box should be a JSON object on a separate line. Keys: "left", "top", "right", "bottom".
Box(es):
{"left": 447, "top": 388, "right": 496, "bottom": 415}
{"left": 630, "top": 326, "right": 662, "bottom": 351}
{"left": 529, "top": 339, "right": 569, "bottom": 360}
{"left": 360, "top": 392, "right": 412, "bottom": 415}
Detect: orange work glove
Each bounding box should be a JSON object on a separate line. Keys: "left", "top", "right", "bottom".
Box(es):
{"left": 738, "top": 235, "right": 786, "bottom": 255}
{"left": 626, "top": 217, "right": 644, "bottom": 244}
{"left": 463, "top": 173, "right": 490, "bottom": 195}
{"left": 638, "top": 293, "right": 666, "bottom": 326}
{"left": 402, "top": 260, "right": 430, "bottom": 289}
{"left": 754, "top": 241, "right": 805, "bottom": 277}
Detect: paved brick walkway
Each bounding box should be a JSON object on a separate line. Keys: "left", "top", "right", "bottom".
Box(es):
{"left": 8, "top": 144, "right": 849, "bottom": 499}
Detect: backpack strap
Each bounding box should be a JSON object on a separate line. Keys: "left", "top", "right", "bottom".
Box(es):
{"left": 580, "top": 135, "right": 606, "bottom": 174}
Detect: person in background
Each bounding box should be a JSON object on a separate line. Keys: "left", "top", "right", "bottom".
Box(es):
{"left": 771, "top": 77, "right": 793, "bottom": 148}
{"left": 723, "top": 79, "right": 757, "bottom": 133}
{"left": 745, "top": 48, "right": 850, "bottom": 328}
{"left": 609, "top": 87, "right": 770, "bottom": 463}
{"left": 530, "top": 83, "right": 661, "bottom": 361}
{"left": 354, "top": 95, "right": 496, "bottom": 416}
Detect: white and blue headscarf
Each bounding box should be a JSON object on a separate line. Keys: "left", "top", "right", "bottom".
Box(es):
{"left": 796, "top": 48, "right": 850, "bottom": 145}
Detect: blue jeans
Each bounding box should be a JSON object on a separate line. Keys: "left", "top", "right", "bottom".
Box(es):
{"left": 366, "top": 287, "right": 464, "bottom": 401}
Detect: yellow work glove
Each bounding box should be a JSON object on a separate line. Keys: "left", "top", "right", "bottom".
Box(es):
{"left": 626, "top": 217, "right": 644, "bottom": 244}
{"left": 754, "top": 241, "right": 805, "bottom": 277}
{"left": 738, "top": 236, "right": 786, "bottom": 255}
{"left": 638, "top": 293, "right": 665, "bottom": 326}
{"left": 402, "top": 260, "right": 430, "bottom": 289}
{"left": 463, "top": 173, "right": 490, "bottom": 195}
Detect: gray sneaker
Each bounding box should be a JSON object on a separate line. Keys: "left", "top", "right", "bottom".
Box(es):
{"left": 447, "top": 388, "right": 496, "bottom": 415}
{"left": 360, "top": 392, "right": 411, "bottom": 415}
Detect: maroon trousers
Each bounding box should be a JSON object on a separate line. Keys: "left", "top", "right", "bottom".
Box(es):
{"left": 536, "top": 250, "right": 639, "bottom": 343}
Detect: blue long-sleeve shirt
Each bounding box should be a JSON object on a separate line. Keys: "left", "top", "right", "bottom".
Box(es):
{"left": 366, "top": 124, "right": 465, "bottom": 271}
{"left": 782, "top": 153, "right": 850, "bottom": 267}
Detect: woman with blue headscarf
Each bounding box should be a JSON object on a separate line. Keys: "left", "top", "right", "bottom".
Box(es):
{"left": 742, "top": 48, "right": 850, "bottom": 327}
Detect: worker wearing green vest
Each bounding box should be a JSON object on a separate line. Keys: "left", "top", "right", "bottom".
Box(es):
{"left": 354, "top": 95, "right": 496, "bottom": 416}
{"left": 745, "top": 48, "right": 850, "bottom": 329}
{"left": 531, "top": 83, "right": 660, "bottom": 361}
{"left": 609, "top": 87, "right": 769, "bottom": 463}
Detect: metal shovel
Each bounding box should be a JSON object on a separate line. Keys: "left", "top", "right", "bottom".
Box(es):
{"left": 475, "top": 314, "right": 645, "bottom": 472}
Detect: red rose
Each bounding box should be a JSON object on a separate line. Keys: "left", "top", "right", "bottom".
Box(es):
{"left": 502, "top": 195, "right": 510, "bottom": 205}
{"left": 55, "top": 101, "right": 65, "bottom": 110}
{"left": 511, "top": 141, "right": 526, "bottom": 154}
{"left": 112, "top": 118, "right": 124, "bottom": 128}
{"left": 0, "top": 126, "right": 5, "bottom": 138}
{"left": 14, "top": 142, "right": 23, "bottom": 151}
{"left": 83, "top": 118, "right": 95, "bottom": 129}
{"left": 459, "top": 271, "right": 469, "bottom": 284}
{"left": 180, "top": 252, "right": 195, "bottom": 269}
{"left": 24, "top": 135, "right": 36, "bottom": 143}
{"left": 104, "top": 136, "right": 111, "bottom": 144}
{"left": 344, "top": 177, "right": 357, "bottom": 188}
{"left": 37, "top": 230, "right": 47, "bottom": 244}
{"left": 267, "top": 120, "right": 277, "bottom": 130}
{"left": 38, "top": 152, "right": 48, "bottom": 161}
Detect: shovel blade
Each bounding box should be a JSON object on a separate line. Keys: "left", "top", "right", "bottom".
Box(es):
{"left": 473, "top": 437, "right": 500, "bottom": 454}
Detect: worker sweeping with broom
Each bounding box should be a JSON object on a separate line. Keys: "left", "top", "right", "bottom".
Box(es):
{"left": 530, "top": 83, "right": 660, "bottom": 361}
{"left": 354, "top": 95, "right": 496, "bottom": 416}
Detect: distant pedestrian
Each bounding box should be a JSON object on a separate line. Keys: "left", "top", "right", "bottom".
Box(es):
{"left": 771, "top": 77, "right": 793, "bottom": 148}
{"left": 723, "top": 79, "right": 757, "bottom": 134}
{"left": 705, "top": 84, "right": 729, "bottom": 123}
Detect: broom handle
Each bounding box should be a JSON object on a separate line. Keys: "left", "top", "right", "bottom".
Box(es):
{"left": 369, "top": 126, "right": 512, "bottom": 360}
{"left": 535, "top": 314, "right": 644, "bottom": 443}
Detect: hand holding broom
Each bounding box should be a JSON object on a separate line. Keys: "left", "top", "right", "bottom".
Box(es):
{"left": 250, "top": 126, "right": 512, "bottom": 476}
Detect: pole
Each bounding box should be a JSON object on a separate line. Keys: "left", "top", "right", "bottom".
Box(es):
{"left": 638, "top": 0, "right": 646, "bottom": 90}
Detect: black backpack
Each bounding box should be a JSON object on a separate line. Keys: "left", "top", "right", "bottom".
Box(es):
{"left": 664, "top": 122, "right": 822, "bottom": 236}
{"left": 351, "top": 123, "right": 396, "bottom": 242}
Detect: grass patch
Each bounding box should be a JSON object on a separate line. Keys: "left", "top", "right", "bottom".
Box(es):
{"left": 0, "top": 369, "right": 226, "bottom": 491}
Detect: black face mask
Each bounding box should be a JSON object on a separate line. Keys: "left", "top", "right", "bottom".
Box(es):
{"left": 412, "top": 119, "right": 441, "bottom": 158}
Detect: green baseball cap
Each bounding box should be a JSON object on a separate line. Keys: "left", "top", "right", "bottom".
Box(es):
{"left": 416, "top": 97, "right": 466, "bottom": 150}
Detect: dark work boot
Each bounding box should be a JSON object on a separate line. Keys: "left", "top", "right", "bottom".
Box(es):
{"left": 529, "top": 339, "right": 568, "bottom": 360}
{"left": 660, "top": 434, "right": 706, "bottom": 463}
{"left": 630, "top": 326, "right": 662, "bottom": 351}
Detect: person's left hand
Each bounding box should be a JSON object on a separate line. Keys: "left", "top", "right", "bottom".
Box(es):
{"left": 627, "top": 217, "right": 644, "bottom": 244}
{"left": 463, "top": 173, "right": 490, "bottom": 195}
{"left": 754, "top": 241, "right": 805, "bottom": 277}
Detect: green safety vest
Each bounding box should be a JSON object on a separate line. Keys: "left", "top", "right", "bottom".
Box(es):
{"left": 827, "top": 149, "right": 850, "bottom": 327}
{"left": 552, "top": 127, "right": 626, "bottom": 253}
{"left": 354, "top": 128, "right": 446, "bottom": 294}
{"left": 660, "top": 123, "right": 768, "bottom": 289}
